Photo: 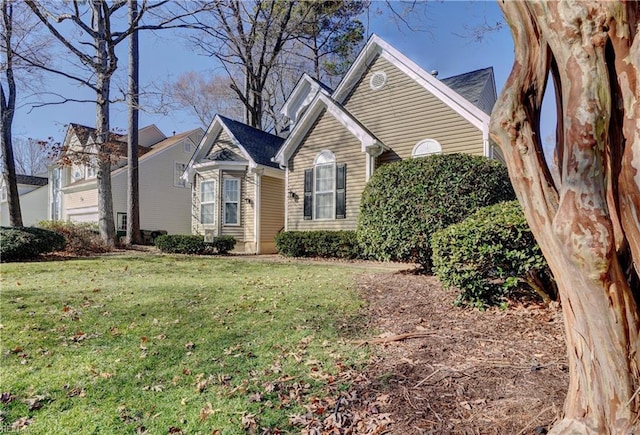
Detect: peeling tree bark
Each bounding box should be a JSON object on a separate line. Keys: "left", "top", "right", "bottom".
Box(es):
{"left": 490, "top": 1, "right": 639, "bottom": 434}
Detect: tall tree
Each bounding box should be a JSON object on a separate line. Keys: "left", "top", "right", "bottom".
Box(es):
{"left": 490, "top": 1, "right": 639, "bottom": 433}
{"left": 187, "top": 0, "right": 298, "bottom": 130}
{"left": 10, "top": 136, "right": 54, "bottom": 175}
{"left": 24, "top": 1, "right": 201, "bottom": 246}
{"left": 292, "top": 0, "right": 367, "bottom": 82}
{"left": 0, "top": 0, "right": 22, "bottom": 226}
{"left": 159, "top": 72, "right": 243, "bottom": 129}
{"left": 126, "top": 0, "right": 141, "bottom": 245}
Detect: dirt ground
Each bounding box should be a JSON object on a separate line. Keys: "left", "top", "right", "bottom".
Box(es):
{"left": 53, "top": 250, "right": 569, "bottom": 433}
{"left": 338, "top": 271, "right": 569, "bottom": 435}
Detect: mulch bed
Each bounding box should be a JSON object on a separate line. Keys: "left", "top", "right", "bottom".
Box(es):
{"left": 300, "top": 271, "right": 568, "bottom": 435}
{"left": 348, "top": 272, "right": 569, "bottom": 435}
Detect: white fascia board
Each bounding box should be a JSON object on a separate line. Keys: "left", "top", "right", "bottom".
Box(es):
{"left": 332, "top": 34, "right": 384, "bottom": 102}
{"left": 218, "top": 120, "right": 258, "bottom": 170}
{"left": 333, "top": 34, "right": 490, "bottom": 134}
{"left": 183, "top": 116, "right": 224, "bottom": 181}
{"left": 379, "top": 49, "right": 490, "bottom": 132}
{"left": 274, "top": 93, "right": 383, "bottom": 166}
{"left": 193, "top": 160, "right": 248, "bottom": 173}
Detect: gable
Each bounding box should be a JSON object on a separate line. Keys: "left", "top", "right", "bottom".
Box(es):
{"left": 206, "top": 130, "right": 249, "bottom": 163}
{"left": 343, "top": 56, "right": 485, "bottom": 162}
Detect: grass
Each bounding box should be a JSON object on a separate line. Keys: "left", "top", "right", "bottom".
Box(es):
{"left": 0, "top": 255, "right": 370, "bottom": 434}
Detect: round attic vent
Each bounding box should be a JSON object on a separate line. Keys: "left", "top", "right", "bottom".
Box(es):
{"left": 369, "top": 71, "right": 387, "bottom": 90}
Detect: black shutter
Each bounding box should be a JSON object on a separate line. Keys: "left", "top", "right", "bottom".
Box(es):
{"left": 304, "top": 168, "right": 313, "bottom": 220}
{"left": 336, "top": 163, "right": 346, "bottom": 219}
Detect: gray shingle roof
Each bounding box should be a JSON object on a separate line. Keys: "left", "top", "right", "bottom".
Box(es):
{"left": 441, "top": 67, "right": 494, "bottom": 114}
{"left": 218, "top": 116, "right": 284, "bottom": 169}
{"left": 16, "top": 174, "right": 48, "bottom": 186}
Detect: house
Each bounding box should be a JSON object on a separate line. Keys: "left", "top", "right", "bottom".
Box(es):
{"left": 273, "top": 34, "right": 501, "bottom": 232}
{"left": 51, "top": 123, "right": 204, "bottom": 236}
{"left": 0, "top": 174, "right": 49, "bottom": 226}
{"left": 184, "top": 115, "right": 285, "bottom": 254}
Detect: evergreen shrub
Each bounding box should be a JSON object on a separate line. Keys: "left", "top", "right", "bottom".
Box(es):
{"left": 155, "top": 234, "right": 236, "bottom": 255}
{"left": 357, "top": 153, "right": 515, "bottom": 269}
{"left": 1, "top": 226, "right": 66, "bottom": 262}
{"left": 431, "top": 201, "right": 557, "bottom": 308}
{"left": 275, "top": 230, "right": 360, "bottom": 259}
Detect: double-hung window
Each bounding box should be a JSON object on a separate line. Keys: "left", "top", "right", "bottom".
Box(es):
{"left": 200, "top": 180, "right": 215, "bottom": 225}
{"left": 303, "top": 151, "right": 346, "bottom": 221}
{"left": 174, "top": 162, "right": 187, "bottom": 187}
{"left": 223, "top": 178, "right": 240, "bottom": 225}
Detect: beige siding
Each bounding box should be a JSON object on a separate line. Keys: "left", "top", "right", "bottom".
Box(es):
{"left": 260, "top": 176, "right": 284, "bottom": 253}
{"left": 287, "top": 111, "right": 365, "bottom": 231}
{"left": 343, "top": 56, "right": 485, "bottom": 165}
{"left": 208, "top": 130, "right": 236, "bottom": 156}
{"left": 220, "top": 171, "right": 247, "bottom": 241}
{"left": 64, "top": 188, "right": 99, "bottom": 213}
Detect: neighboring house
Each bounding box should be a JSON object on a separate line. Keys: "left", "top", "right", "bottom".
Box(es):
{"left": 184, "top": 115, "right": 285, "bottom": 254}
{"left": 51, "top": 123, "right": 204, "bottom": 236}
{"left": 273, "top": 34, "right": 501, "bottom": 232}
{"left": 0, "top": 174, "right": 49, "bottom": 226}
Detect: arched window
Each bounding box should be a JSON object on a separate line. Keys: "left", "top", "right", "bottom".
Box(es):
{"left": 313, "top": 151, "right": 336, "bottom": 220}
{"left": 412, "top": 139, "right": 442, "bottom": 158}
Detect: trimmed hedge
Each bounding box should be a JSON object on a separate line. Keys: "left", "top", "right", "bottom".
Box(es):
{"left": 275, "top": 230, "right": 360, "bottom": 259}
{"left": 1, "top": 226, "right": 66, "bottom": 262}
{"left": 357, "top": 153, "right": 515, "bottom": 269}
{"left": 154, "top": 234, "right": 236, "bottom": 255}
{"left": 38, "top": 220, "right": 109, "bottom": 255}
{"left": 431, "top": 201, "right": 557, "bottom": 308}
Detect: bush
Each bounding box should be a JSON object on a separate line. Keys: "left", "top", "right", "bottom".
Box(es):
{"left": 1, "top": 226, "right": 66, "bottom": 262}
{"left": 154, "top": 234, "right": 236, "bottom": 255}
{"left": 38, "top": 220, "right": 110, "bottom": 255}
{"left": 275, "top": 231, "right": 360, "bottom": 259}
{"left": 211, "top": 235, "right": 236, "bottom": 254}
{"left": 431, "top": 201, "right": 557, "bottom": 308}
{"left": 358, "top": 153, "right": 516, "bottom": 269}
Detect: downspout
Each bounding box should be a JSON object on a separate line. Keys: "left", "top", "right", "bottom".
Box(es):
{"left": 254, "top": 169, "right": 262, "bottom": 254}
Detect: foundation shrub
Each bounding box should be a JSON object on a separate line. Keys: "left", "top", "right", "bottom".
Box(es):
{"left": 431, "top": 200, "right": 557, "bottom": 308}
{"left": 358, "top": 153, "right": 515, "bottom": 269}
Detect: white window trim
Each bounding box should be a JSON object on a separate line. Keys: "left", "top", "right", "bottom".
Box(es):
{"left": 0, "top": 184, "right": 6, "bottom": 202}
{"left": 412, "top": 139, "right": 442, "bottom": 158}
{"left": 116, "top": 212, "right": 127, "bottom": 232}
{"left": 200, "top": 179, "right": 216, "bottom": 225}
{"left": 174, "top": 161, "right": 187, "bottom": 188}
{"left": 222, "top": 178, "right": 241, "bottom": 226}
{"left": 313, "top": 150, "right": 336, "bottom": 221}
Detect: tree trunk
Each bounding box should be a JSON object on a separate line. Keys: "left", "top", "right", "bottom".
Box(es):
{"left": 1, "top": 0, "right": 23, "bottom": 227}
{"left": 490, "top": 2, "right": 639, "bottom": 433}
{"left": 94, "top": 3, "right": 115, "bottom": 247}
{"left": 126, "top": 0, "right": 141, "bottom": 245}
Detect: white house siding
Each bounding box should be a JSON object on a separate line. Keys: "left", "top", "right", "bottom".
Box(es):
{"left": 287, "top": 111, "right": 365, "bottom": 232}
{"left": 110, "top": 137, "right": 196, "bottom": 235}
{"left": 0, "top": 186, "right": 49, "bottom": 226}
{"left": 260, "top": 176, "right": 285, "bottom": 253}
{"left": 343, "top": 56, "right": 485, "bottom": 166}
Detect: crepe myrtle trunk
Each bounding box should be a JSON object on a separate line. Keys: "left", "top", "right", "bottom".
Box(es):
{"left": 490, "top": 1, "right": 639, "bottom": 434}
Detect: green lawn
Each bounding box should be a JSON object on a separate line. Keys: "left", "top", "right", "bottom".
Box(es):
{"left": 0, "top": 255, "right": 370, "bottom": 434}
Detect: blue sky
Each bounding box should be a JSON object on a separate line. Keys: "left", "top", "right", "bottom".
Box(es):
{"left": 12, "top": 1, "right": 516, "bottom": 144}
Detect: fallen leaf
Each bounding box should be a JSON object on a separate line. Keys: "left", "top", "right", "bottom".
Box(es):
{"left": 185, "top": 342, "right": 195, "bottom": 350}
{"left": 11, "top": 417, "right": 32, "bottom": 430}
{"left": 0, "top": 392, "right": 15, "bottom": 404}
